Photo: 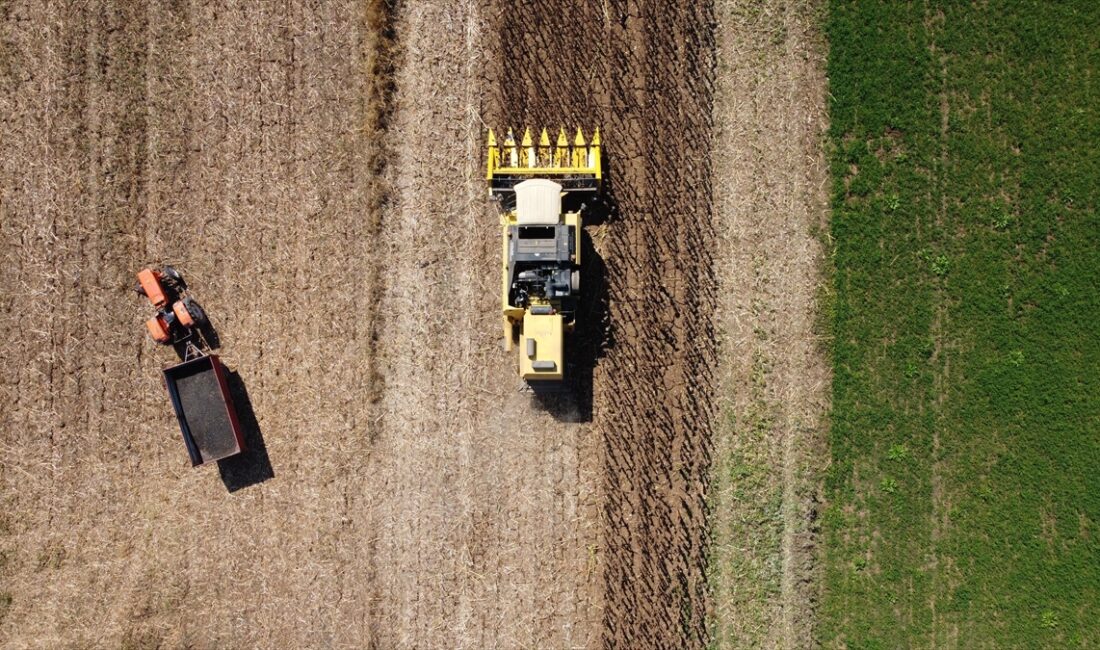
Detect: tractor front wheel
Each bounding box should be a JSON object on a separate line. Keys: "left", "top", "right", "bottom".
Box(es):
{"left": 160, "top": 265, "right": 185, "bottom": 290}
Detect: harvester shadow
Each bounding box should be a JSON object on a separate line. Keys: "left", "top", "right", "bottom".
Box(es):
{"left": 532, "top": 166, "right": 616, "bottom": 422}
{"left": 218, "top": 370, "right": 274, "bottom": 492}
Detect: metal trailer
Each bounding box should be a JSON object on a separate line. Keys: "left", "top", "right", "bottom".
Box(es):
{"left": 162, "top": 353, "right": 245, "bottom": 466}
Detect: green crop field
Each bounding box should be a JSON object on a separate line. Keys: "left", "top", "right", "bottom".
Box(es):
{"left": 821, "top": 1, "right": 1100, "bottom": 647}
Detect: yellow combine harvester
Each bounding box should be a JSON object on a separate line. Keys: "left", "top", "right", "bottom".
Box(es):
{"left": 486, "top": 127, "right": 602, "bottom": 384}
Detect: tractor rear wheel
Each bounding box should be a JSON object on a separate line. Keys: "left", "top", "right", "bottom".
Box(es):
{"left": 145, "top": 316, "right": 171, "bottom": 344}
{"left": 182, "top": 297, "right": 207, "bottom": 325}
{"left": 172, "top": 300, "right": 195, "bottom": 327}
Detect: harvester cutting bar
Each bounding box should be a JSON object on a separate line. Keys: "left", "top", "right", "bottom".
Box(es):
{"left": 487, "top": 127, "right": 601, "bottom": 195}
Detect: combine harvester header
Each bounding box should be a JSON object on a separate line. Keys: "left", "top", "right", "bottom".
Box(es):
{"left": 487, "top": 127, "right": 602, "bottom": 386}
{"left": 486, "top": 127, "right": 601, "bottom": 197}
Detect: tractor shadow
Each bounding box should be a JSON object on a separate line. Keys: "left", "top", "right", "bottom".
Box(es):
{"left": 532, "top": 159, "right": 617, "bottom": 422}
{"left": 196, "top": 318, "right": 220, "bottom": 351}
{"left": 217, "top": 369, "right": 275, "bottom": 492}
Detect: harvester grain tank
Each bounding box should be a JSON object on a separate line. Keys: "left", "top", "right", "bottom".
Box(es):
{"left": 486, "top": 127, "right": 602, "bottom": 384}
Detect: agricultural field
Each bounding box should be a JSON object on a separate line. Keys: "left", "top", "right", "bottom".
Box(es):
{"left": 0, "top": 0, "right": 1093, "bottom": 648}
{"left": 821, "top": 1, "right": 1100, "bottom": 647}
{"left": 707, "top": 0, "right": 830, "bottom": 647}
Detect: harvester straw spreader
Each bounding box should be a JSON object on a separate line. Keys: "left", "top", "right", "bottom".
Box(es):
{"left": 486, "top": 127, "right": 602, "bottom": 384}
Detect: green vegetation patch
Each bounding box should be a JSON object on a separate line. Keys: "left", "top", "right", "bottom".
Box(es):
{"left": 822, "top": 1, "right": 1100, "bottom": 647}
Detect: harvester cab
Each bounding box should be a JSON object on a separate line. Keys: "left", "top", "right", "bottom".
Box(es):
{"left": 487, "top": 127, "right": 602, "bottom": 384}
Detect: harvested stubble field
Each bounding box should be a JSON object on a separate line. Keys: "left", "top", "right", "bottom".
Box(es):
{"left": 0, "top": 1, "right": 828, "bottom": 648}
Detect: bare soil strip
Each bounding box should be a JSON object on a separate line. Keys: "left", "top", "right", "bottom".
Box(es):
{"left": 359, "top": 1, "right": 602, "bottom": 646}
{"left": 484, "top": 1, "right": 718, "bottom": 647}
{"left": 708, "top": 1, "right": 831, "bottom": 647}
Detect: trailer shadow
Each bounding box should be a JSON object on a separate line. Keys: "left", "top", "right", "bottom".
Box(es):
{"left": 217, "top": 370, "right": 274, "bottom": 492}
{"left": 532, "top": 167, "right": 616, "bottom": 422}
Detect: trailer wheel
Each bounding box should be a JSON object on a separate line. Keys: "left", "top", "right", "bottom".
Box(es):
{"left": 570, "top": 269, "right": 580, "bottom": 292}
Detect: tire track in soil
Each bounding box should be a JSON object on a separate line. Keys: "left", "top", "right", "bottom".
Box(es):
{"left": 484, "top": 2, "right": 718, "bottom": 647}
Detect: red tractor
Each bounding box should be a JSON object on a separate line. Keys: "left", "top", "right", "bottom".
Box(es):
{"left": 135, "top": 266, "right": 208, "bottom": 352}
{"left": 136, "top": 266, "right": 245, "bottom": 466}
